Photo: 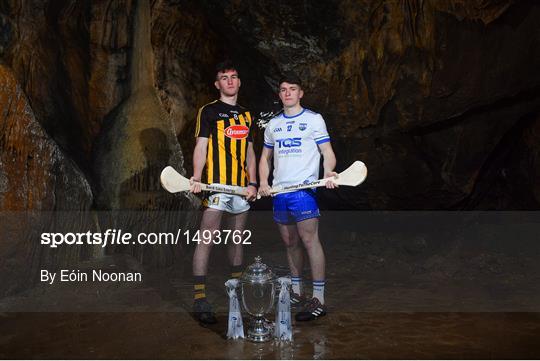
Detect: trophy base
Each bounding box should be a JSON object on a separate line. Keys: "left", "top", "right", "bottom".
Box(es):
{"left": 246, "top": 317, "right": 273, "bottom": 343}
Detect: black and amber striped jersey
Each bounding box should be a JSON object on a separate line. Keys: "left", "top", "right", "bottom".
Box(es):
{"left": 195, "top": 100, "right": 254, "bottom": 186}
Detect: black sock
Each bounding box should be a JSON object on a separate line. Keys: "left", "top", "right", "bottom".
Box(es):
{"left": 230, "top": 264, "right": 243, "bottom": 279}
{"left": 193, "top": 275, "right": 206, "bottom": 302}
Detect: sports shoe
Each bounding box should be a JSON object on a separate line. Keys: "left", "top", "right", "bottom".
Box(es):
{"left": 193, "top": 299, "right": 217, "bottom": 324}
{"left": 295, "top": 297, "right": 327, "bottom": 321}
{"left": 290, "top": 292, "right": 306, "bottom": 308}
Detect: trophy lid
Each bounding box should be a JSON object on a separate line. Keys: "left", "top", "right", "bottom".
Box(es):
{"left": 241, "top": 256, "right": 275, "bottom": 284}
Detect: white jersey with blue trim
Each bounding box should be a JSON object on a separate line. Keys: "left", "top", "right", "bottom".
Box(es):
{"left": 263, "top": 108, "right": 330, "bottom": 188}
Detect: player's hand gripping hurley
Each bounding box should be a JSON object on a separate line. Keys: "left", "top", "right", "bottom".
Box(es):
{"left": 258, "top": 160, "right": 367, "bottom": 198}
{"left": 160, "top": 166, "right": 247, "bottom": 196}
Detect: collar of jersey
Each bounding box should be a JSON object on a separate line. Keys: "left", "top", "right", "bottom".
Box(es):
{"left": 218, "top": 99, "right": 238, "bottom": 108}
{"left": 282, "top": 108, "right": 305, "bottom": 119}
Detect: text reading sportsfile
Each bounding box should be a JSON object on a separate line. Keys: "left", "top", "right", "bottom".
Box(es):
{"left": 40, "top": 229, "right": 253, "bottom": 248}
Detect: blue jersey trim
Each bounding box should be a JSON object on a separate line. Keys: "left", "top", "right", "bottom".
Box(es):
{"left": 282, "top": 108, "right": 306, "bottom": 119}
{"left": 264, "top": 143, "right": 274, "bottom": 149}
{"left": 315, "top": 138, "right": 330, "bottom": 144}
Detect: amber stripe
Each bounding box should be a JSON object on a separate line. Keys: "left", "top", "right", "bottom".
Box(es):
{"left": 217, "top": 121, "right": 226, "bottom": 184}
{"left": 238, "top": 114, "right": 247, "bottom": 186}
{"left": 207, "top": 136, "right": 214, "bottom": 183}
{"left": 229, "top": 118, "right": 238, "bottom": 185}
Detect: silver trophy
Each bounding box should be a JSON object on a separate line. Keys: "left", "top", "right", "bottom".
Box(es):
{"left": 240, "top": 256, "right": 277, "bottom": 342}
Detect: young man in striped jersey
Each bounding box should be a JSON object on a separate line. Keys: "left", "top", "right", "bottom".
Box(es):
{"left": 190, "top": 61, "right": 258, "bottom": 324}
{"left": 259, "top": 74, "right": 337, "bottom": 321}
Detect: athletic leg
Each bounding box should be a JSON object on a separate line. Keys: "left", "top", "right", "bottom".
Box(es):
{"left": 277, "top": 222, "right": 306, "bottom": 306}
{"left": 192, "top": 207, "right": 223, "bottom": 324}
{"left": 277, "top": 223, "right": 304, "bottom": 279}
{"left": 225, "top": 210, "right": 248, "bottom": 277}
{"left": 296, "top": 217, "right": 325, "bottom": 282}
{"left": 193, "top": 208, "right": 223, "bottom": 276}
{"left": 274, "top": 193, "right": 305, "bottom": 304}
{"left": 295, "top": 217, "right": 327, "bottom": 321}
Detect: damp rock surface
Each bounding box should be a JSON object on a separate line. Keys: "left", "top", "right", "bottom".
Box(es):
{"left": 2, "top": 1, "right": 539, "bottom": 210}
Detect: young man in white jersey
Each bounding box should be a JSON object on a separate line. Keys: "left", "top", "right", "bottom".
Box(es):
{"left": 259, "top": 74, "right": 337, "bottom": 321}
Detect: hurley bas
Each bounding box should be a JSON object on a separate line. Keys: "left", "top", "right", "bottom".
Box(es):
{"left": 41, "top": 269, "right": 142, "bottom": 284}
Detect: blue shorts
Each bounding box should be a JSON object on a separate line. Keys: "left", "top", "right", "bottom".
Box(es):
{"left": 272, "top": 190, "right": 320, "bottom": 224}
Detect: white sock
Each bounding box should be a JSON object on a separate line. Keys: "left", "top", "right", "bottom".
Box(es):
{"left": 312, "top": 280, "right": 325, "bottom": 304}
{"left": 291, "top": 276, "right": 302, "bottom": 295}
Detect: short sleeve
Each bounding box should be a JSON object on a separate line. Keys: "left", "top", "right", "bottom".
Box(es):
{"left": 263, "top": 122, "right": 274, "bottom": 149}
{"left": 313, "top": 114, "right": 330, "bottom": 144}
{"left": 247, "top": 111, "right": 254, "bottom": 142}
{"left": 195, "top": 106, "right": 212, "bottom": 138}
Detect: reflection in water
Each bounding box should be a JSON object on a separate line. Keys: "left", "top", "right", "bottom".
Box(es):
{"left": 277, "top": 340, "right": 294, "bottom": 360}
{"left": 2, "top": 312, "right": 540, "bottom": 359}
{"left": 252, "top": 343, "right": 267, "bottom": 360}
{"left": 225, "top": 339, "right": 245, "bottom": 360}
{"left": 311, "top": 335, "right": 327, "bottom": 360}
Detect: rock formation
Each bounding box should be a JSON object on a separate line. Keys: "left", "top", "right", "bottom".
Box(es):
{"left": 93, "top": 0, "right": 190, "bottom": 212}
{"left": 2, "top": 0, "right": 538, "bottom": 210}
{"left": 0, "top": 62, "right": 94, "bottom": 295}
{"left": 0, "top": 0, "right": 539, "bottom": 297}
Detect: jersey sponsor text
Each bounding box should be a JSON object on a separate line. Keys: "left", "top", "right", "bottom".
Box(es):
{"left": 225, "top": 125, "right": 249, "bottom": 139}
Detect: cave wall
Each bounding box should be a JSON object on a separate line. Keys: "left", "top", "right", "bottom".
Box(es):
{"left": 2, "top": 0, "right": 538, "bottom": 211}
{"left": 0, "top": 0, "right": 195, "bottom": 296}
{"left": 179, "top": 0, "right": 540, "bottom": 209}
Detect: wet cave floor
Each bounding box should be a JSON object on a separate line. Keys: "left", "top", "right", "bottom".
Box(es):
{"left": 0, "top": 311, "right": 539, "bottom": 359}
